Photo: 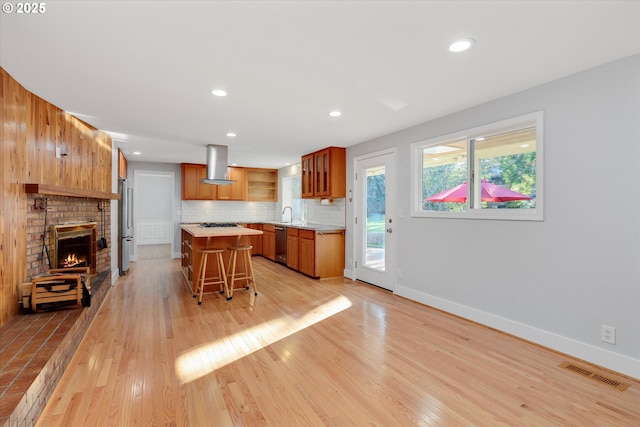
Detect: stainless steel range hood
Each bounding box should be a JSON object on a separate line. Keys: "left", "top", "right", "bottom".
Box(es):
{"left": 201, "top": 144, "right": 234, "bottom": 185}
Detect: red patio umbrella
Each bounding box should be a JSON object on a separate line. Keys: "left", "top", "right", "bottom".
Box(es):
{"left": 426, "top": 179, "right": 532, "bottom": 203}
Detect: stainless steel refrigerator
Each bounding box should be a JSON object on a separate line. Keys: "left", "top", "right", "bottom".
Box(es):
{"left": 119, "top": 178, "right": 134, "bottom": 275}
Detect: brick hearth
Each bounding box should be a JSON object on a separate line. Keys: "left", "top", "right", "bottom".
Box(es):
{"left": 0, "top": 271, "right": 111, "bottom": 427}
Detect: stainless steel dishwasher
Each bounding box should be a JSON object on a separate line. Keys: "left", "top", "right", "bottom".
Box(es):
{"left": 275, "top": 226, "right": 287, "bottom": 264}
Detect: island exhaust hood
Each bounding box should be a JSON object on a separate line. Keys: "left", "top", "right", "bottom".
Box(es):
{"left": 201, "top": 144, "right": 234, "bottom": 185}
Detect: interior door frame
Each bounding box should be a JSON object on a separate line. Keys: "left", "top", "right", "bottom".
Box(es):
{"left": 352, "top": 147, "right": 397, "bottom": 292}
{"left": 133, "top": 169, "right": 175, "bottom": 260}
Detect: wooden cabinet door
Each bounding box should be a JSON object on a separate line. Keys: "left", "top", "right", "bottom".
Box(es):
{"left": 182, "top": 164, "right": 199, "bottom": 200}
{"left": 315, "top": 231, "right": 345, "bottom": 278}
{"left": 326, "top": 147, "right": 346, "bottom": 198}
{"left": 198, "top": 165, "right": 216, "bottom": 199}
{"left": 182, "top": 163, "right": 216, "bottom": 200}
{"left": 301, "top": 154, "right": 314, "bottom": 198}
{"left": 299, "top": 230, "right": 315, "bottom": 277}
{"left": 118, "top": 149, "right": 127, "bottom": 180}
{"left": 314, "top": 149, "right": 329, "bottom": 197}
{"left": 216, "top": 167, "right": 246, "bottom": 200}
{"left": 301, "top": 147, "right": 345, "bottom": 199}
{"left": 315, "top": 147, "right": 346, "bottom": 198}
{"left": 286, "top": 227, "right": 299, "bottom": 270}
{"left": 262, "top": 224, "right": 276, "bottom": 261}
{"left": 263, "top": 232, "right": 275, "bottom": 261}
{"left": 248, "top": 224, "right": 263, "bottom": 256}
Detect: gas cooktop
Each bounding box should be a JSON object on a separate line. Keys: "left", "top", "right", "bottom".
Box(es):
{"left": 198, "top": 223, "right": 238, "bottom": 228}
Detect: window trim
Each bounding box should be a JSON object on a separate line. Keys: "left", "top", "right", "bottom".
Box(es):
{"left": 411, "top": 111, "right": 544, "bottom": 221}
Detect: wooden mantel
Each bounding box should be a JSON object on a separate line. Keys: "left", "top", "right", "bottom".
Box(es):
{"left": 25, "top": 184, "right": 120, "bottom": 200}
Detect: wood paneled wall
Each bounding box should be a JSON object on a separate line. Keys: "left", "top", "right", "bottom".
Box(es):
{"left": 0, "top": 67, "right": 113, "bottom": 328}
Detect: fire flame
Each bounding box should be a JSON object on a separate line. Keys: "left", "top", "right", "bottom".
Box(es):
{"left": 61, "top": 253, "right": 86, "bottom": 268}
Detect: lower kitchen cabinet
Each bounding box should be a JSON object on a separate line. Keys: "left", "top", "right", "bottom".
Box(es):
{"left": 247, "top": 223, "right": 263, "bottom": 256}
{"left": 298, "top": 230, "right": 315, "bottom": 277}
{"left": 286, "top": 227, "right": 299, "bottom": 270}
{"left": 262, "top": 224, "right": 276, "bottom": 261}
{"left": 253, "top": 223, "right": 344, "bottom": 278}
{"left": 298, "top": 228, "right": 344, "bottom": 278}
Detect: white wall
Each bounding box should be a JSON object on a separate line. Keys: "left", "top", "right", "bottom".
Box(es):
{"left": 346, "top": 54, "right": 640, "bottom": 378}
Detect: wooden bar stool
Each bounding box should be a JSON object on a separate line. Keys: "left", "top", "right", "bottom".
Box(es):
{"left": 226, "top": 245, "right": 257, "bottom": 300}
{"left": 194, "top": 248, "right": 228, "bottom": 305}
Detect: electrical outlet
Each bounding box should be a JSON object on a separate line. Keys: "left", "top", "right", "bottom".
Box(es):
{"left": 601, "top": 325, "right": 616, "bottom": 345}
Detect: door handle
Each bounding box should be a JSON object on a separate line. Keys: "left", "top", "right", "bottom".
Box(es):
{"left": 386, "top": 228, "right": 392, "bottom": 233}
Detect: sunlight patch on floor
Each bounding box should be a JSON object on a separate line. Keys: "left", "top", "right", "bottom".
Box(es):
{"left": 175, "top": 296, "right": 352, "bottom": 384}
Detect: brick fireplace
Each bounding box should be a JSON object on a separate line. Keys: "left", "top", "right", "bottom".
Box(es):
{"left": 26, "top": 195, "right": 111, "bottom": 279}
{"left": 50, "top": 222, "right": 98, "bottom": 274}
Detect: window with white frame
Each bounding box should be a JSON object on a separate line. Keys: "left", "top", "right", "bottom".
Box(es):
{"left": 411, "top": 112, "right": 543, "bottom": 221}
{"left": 281, "top": 174, "right": 303, "bottom": 222}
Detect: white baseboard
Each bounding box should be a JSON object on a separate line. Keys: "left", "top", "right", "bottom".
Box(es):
{"left": 395, "top": 284, "right": 640, "bottom": 380}
{"left": 111, "top": 269, "right": 119, "bottom": 285}
{"left": 343, "top": 268, "right": 355, "bottom": 280}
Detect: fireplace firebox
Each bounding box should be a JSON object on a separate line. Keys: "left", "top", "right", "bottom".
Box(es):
{"left": 50, "top": 222, "right": 97, "bottom": 274}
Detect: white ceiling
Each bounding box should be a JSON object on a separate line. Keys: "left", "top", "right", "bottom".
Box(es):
{"left": 1, "top": 1, "right": 639, "bottom": 168}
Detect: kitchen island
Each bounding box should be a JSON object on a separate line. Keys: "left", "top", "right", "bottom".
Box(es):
{"left": 180, "top": 224, "right": 263, "bottom": 294}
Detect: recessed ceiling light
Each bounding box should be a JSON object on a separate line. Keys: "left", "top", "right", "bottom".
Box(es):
{"left": 448, "top": 39, "right": 475, "bottom": 53}
{"left": 211, "top": 89, "right": 227, "bottom": 97}
{"left": 226, "top": 132, "right": 236, "bottom": 137}
{"left": 132, "top": 151, "right": 141, "bottom": 155}
{"left": 329, "top": 111, "right": 342, "bottom": 117}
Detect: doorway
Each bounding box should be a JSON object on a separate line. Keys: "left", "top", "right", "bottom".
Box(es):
{"left": 354, "top": 149, "right": 396, "bottom": 291}
{"left": 133, "top": 170, "right": 175, "bottom": 260}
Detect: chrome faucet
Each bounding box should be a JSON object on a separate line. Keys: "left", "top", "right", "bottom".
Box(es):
{"left": 282, "top": 206, "right": 293, "bottom": 223}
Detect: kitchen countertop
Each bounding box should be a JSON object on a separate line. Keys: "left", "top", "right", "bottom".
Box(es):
{"left": 180, "top": 224, "right": 263, "bottom": 238}
{"left": 260, "top": 221, "right": 345, "bottom": 232}
{"left": 181, "top": 222, "right": 345, "bottom": 232}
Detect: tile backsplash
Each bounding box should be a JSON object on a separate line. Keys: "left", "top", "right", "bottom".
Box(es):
{"left": 181, "top": 198, "right": 346, "bottom": 227}
{"left": 181, "top": 201, "right": 277, "bottom": 223}
{"left": 306, "top": 198, "right": 346, "bottom": 227}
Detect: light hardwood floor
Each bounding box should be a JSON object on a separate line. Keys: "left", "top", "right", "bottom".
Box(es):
{"left": 36, "top": 248, "right": 640, "bottom": 426}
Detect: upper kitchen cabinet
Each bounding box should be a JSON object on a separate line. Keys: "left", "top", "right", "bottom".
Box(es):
{"left": 181, "top": 163, "right": 216, "bottom": 200}
{"left": 216, "top": 167, "right": 246, "bottom": 200}
{"left": 301, "top": 147, "right": 346, "bottom": 199}
{"left": 182, "top": 164, "right": 278, "bottom": 202}
{"left": 247, "top": 168, "right": 278, "bottom": 201}
{"left": 301, "top": 154, "right": 314, "bottom": 198}
{"left": 118, "top": 149, "right": 128, "bottom": 180}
